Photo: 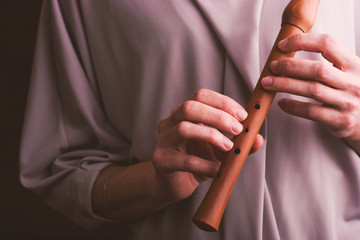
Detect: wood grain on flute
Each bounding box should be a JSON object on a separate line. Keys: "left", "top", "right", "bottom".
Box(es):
{"left": 193, "top": 0, "right": 320, "bottom": 232}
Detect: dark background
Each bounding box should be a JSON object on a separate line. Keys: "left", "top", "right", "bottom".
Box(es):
{"left": 0, "top": 1, "right": 119, "bottom": 239}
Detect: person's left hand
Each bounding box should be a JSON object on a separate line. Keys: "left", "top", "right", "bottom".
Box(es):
{"left": 261, "top": 33, "right": 360, "bottom": 153}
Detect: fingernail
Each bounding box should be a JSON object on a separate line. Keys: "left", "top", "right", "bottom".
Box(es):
{"left": 262, "top": 77, "right": 273, "bottom": 87}
{"left": 232, "top": 122, "right": 243, "bottom": 134}
{"left": 223, "top": 138, "right": 234, "bottom": 150}
{"left": 278, "top": 39, "right": 288, "bottom": 50}
{"left": 236, "top": 109, "right": 248, "bottom": 121}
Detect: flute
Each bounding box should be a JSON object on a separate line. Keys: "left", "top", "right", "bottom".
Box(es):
{"left": 193, "top": 0, "right": 320, "bottom": 232}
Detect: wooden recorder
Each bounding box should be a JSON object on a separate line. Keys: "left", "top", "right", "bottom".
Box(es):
{"left": 193, "top": 0, "right": 321, "bottom": 232}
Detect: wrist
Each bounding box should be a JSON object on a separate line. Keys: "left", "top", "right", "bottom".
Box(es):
{"left": 93, "top": 162, "right": 175, "bottom": 220}
{"left": 151, "top": 161, "right": 180, "bottom": 205}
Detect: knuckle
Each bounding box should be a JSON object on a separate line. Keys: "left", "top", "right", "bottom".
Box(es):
{"left": 342, "top": 102, "right": 353, "bottom": 111}
{"left": 293, "top": 34, "right": 303, "bottom": 49}
{"left": 348, "top": 82, "right": 360, "bottom": 99}
{"left": 340, "top": 113, "right": 356, "bottom": 129}
{"left": 170, "top": 104, "right": 181, "bottom": 122}
{"left": 328, "top": 127, "right": 346, "bottom": 138}
{"left": 183, "top": 156, "right": 196, "bottom": 171}
{"left": 293, "top": 33, "right": 302, "bottom": 42}
{"left": 315, "top": 62, "right": 329, "bottom": 80}
{"left": 152, "top": 148, "right": 164, "bottom": 163}
{"left": 322, "top": 34, "right": 336, "bottom": 50}
{"left": 182, "top": 100, "right": 196, "bottom": 118}
{"left": 309, "top": 82, "right": 323, "bottom": 99}
{"left": 215, "top": 112, "right": 230, "bottom": 127}
{"left": 341, "top": 96, "right": 357, "bottom": 111}
{"left": 354, "top": 90, "right": 360, "bottom": 102}
{"left": 192, "top": 88, "right": 208, "bottom": 101}
{"left": 280, "top": 59, "right": 293, "bottom": 72}
{"left": 279, "top": 77, "right": 290, "bottom": 89}
{"left": 157, "top": 118, "right": 167, "bottom": 133}
{"left": 321, "top": 34, "right": 336, "bottom": 59}
{"left": 207, "top": 128, "right": 220, "bottom": 143}
{"left": 217, "top": 97, "right": 230, "bottom": 109}
{"left": 353, "top": 85, "right": 360, "bottom": 97}
{"left": 305, "top": 104, "right": 317, "bottom": 118}
{"left": 152, "top": 150, "right": 171, "bottom": 174}
{"left": 176, "top": 121, "right": 190, "bottom": 135}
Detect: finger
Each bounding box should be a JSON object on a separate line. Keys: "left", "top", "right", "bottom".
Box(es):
{"left": 171, "top": 100, "right": 243, "bottom": 136}
{"left": 269, "top": 58, "right": 347, "bottom": 89}
{"left": 189, "top": 89, "right": 248, "bottom": 121}
{"left": 153, "top": 149, "right": 220, "bottom": 178}
{"left": 278, "top": 33, "right": 358, "bottom": 72}
{"left": 158, "top": 121, "right": 234, "bottom": 151}
{"left": 250, "top": 134, "right": 264, "bottom": 154}
{"left": 262, "top": 76, "right": 349, "bottom": 109}
{"left": 278, "top": 98, "right": 346, "bottom": 131}
{"left": 158, "top": 117, "right": 171, "bottom": 133}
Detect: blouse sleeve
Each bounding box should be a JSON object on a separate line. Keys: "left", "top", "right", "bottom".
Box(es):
{"left": 19, "top": 0, "right": 130, "bottom": 229}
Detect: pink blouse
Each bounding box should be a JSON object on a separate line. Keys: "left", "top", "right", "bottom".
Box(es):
{"left": 20, "top": 0, "right": 360, "bottom": 239}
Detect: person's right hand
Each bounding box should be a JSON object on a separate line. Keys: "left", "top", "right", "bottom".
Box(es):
{"left": 152, "top": 89, "right": 264, "bottom": 203}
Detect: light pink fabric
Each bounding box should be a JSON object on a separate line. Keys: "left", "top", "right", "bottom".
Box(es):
{"left": 20, "top": 0, "right": 360, "bottom": 239}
